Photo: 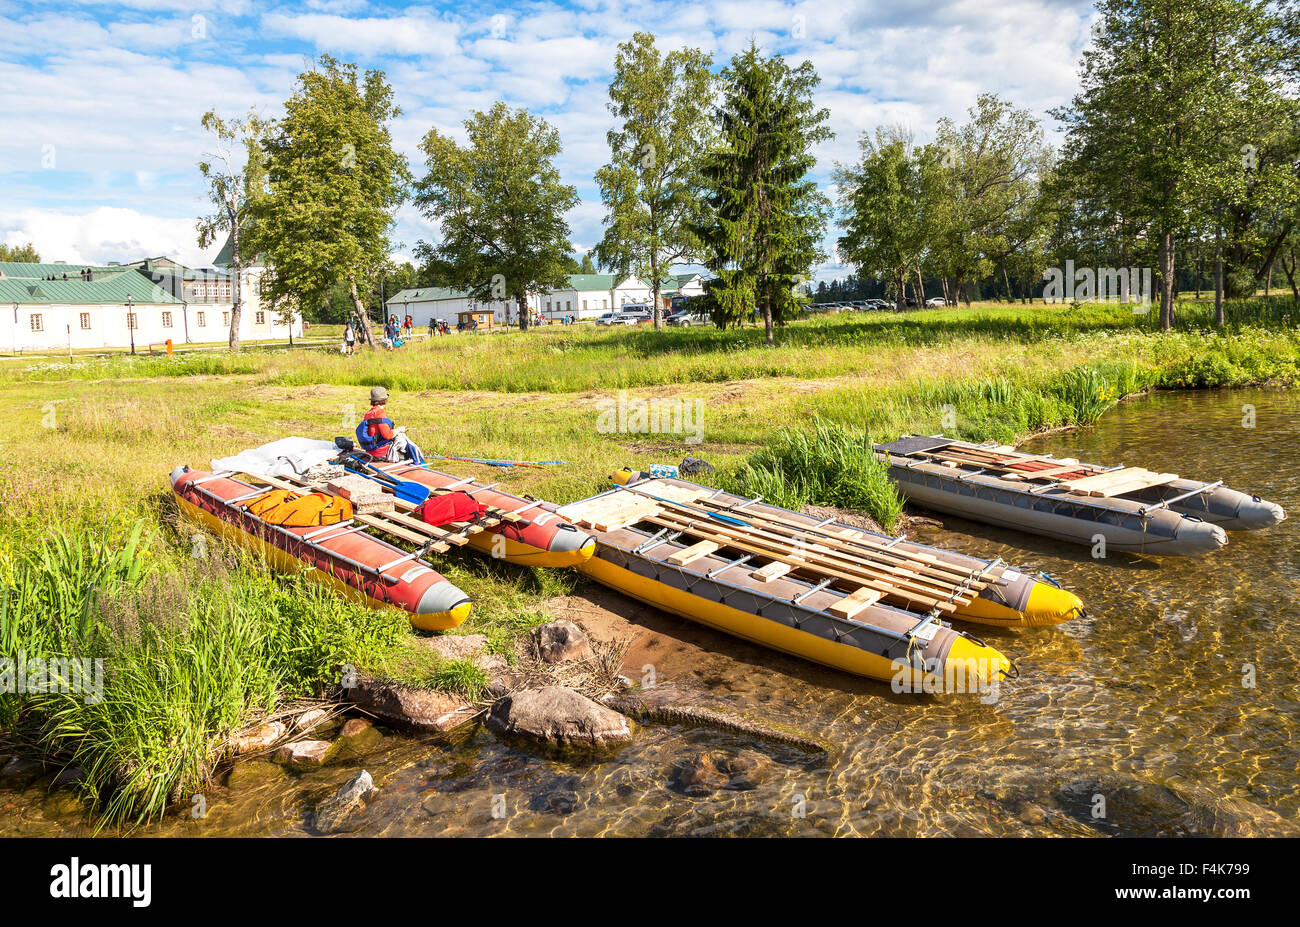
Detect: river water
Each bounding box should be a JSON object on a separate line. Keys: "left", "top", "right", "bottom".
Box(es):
{"left": 2, "top": 388, "right": 1296, "bottom": 836}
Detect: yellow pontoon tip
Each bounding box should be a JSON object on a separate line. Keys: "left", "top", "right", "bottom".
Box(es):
{"left": 943, "top": 634, "right": 1012, "bottom": 690}
{"left": 410, "top": 599, "right": 473, "bottom": 632}
{"left": 1022, "top": 581, "right": 1085, "bottom": 627}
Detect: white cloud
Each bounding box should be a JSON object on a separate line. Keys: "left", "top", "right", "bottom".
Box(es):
{"left": 1, "top": 0, "right": 1099, "bottom": 280}
{"left": 261, "top": 11, "right": 463, "bottom": 58}
{"left": 0, "top": 207, "right": 216, "bottom": 267}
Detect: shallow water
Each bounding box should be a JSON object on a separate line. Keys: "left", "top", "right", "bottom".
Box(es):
{"left": 3, "top": 388, "right": 1297, "bottom": 837}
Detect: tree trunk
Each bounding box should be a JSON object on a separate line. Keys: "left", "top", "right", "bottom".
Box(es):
{"left": 517, "top": 293, "right": 529, "bottom": 332}
{"left": 1214, "top": 248, "right": 1225, "bottom": 328}
{"left": 228, "top": 223, "right": 242, "bottom": 351}
{"left": 1158, "top": 232, "right": 1176, "bottom": 331}
{"left": 348, "top": 279, "right": 376, "bottom": 347}
{"left": 915, "top": 266, "right": 926, "bottom": 307}
{"left": 651, "top": 255, "right": 662, "bottom": 331}
{"left": 1002, "top": 265, "right": 1013, "bottom": 303}
{"left": 762, "top": 285, "right": 774, "bottom": 347}
{"left": 1280, "top": 247, "right": 1299, "bottom": 298}
{"left": 896, "top": 270, "right": 907, "bottom": 312}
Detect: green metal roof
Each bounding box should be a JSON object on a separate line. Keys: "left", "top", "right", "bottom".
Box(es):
{"left": 0, "top": 261, "right": 126, "bottom": 280}
{"left": 388, "top": 286, "right": 470, "bottom": 303}
{"left": 0, "top": 271, "right": 181, "bottom": 306}
{"left": 563, "top": 273, "right": 618, "bottom": 291}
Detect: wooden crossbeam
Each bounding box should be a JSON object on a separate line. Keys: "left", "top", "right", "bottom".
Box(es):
{"left": 751, "top": 561, "right": 793, "bottom": 582}
{"left": 827, "top": 586, "right": 883, "bottom": 619}
{"left": 666, "top": 539, "right": 719, "bottom": 565}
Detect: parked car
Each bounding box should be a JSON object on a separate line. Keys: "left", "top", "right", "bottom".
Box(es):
{"left": 925, "top": 297, "right": 948, "bottom": 307}
{"left": 598, "top": 310, "right": 646, "bottom": 325}
{"left": 666, "top": 309, "right": 708, "bottom": 327}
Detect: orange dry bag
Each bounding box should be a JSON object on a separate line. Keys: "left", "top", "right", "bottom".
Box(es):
{"left": 244, "top": 489, "right": 353, "bottom": 527}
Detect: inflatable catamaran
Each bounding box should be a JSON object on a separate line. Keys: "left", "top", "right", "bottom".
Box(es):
{"left": 875, "top": 436, "right": 1286, "bottom": 556}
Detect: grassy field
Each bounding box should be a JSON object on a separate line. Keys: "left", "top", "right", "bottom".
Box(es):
{"left": 2, "top": 296, "right": 1298, "bottom": 824}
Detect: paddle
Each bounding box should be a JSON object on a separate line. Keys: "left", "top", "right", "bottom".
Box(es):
{"left": 340, "top": 457, "right": 431, "bottom": 506}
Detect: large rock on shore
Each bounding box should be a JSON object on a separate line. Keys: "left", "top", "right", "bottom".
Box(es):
{"left": 486, "top": 686, "right": 633, "bottom": 748}
{"left": 535, "top": 620, "right": 594, "bottom": 664}
{"left": 344, "top": 680, "right": 477, "bottom": 733}
{"left": 313, "top": 770, "right": 377, "bottom": 835}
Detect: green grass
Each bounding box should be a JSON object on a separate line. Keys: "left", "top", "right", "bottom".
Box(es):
{"left": 1, "top": 296, "right": 1297, "bottom": 826}
{"left": 721, "top": 420, "right": 905, "bottom": 532}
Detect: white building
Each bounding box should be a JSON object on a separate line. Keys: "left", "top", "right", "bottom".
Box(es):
{"left": 383, "top": 286, "right": 543, "bottom": 329}
{"left": 386, "top": 272, "right": 707, "bottom": 325}
{"left": 0, "top": 243, "right": 301, "bottom": 354}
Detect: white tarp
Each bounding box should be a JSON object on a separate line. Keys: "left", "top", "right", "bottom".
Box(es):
{"left": 211, "top": 437, "right": 339, "bottom": 479}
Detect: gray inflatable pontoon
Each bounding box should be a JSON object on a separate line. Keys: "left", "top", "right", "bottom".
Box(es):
{"left": 876, "top": 436, "right": 1286, "bottom": 557}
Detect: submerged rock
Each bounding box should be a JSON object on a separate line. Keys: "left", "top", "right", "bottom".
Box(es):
{"left": 327, "top": 718, "right": 384, "bottom": 760}
{"left": 486, "top": 686, "right": 633, "bottom": 748}
{"left": 0, "top": 755, "right": 45, "bottom": 787}
{"left": 671, "top": 749, "right": 774, "bottom": 795}
{"left": 313, "top": 770, "right": 377, "bottom": 835}
{"left": 345, "top": 680, "right": 477, "bottom": 733}
{"left": 230, "top": 720, "right": 287, "bottom": 756}
{"left": 275, "top": 740, "right": 332, "bottom": 769}
{"left": 50, "top": 765, "right": 86, "bottom": 789}
{"left": 535, "top": 620, "right": 594, "bottom": 664}
{"left": 226, "top": 760, "right": 287, "bottom": 790}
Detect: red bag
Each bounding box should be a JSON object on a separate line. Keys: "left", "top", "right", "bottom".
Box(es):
{"left": 419, "top": 491, "right": 488, "bottom": 526}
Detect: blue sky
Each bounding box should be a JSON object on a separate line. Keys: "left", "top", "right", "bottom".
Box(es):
{"left": 0, "top": 0, "right": 1097, "bottom": 279}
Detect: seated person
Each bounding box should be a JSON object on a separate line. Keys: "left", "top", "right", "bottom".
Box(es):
{"left": 355, "top": 386, "right": 425, "bottom": 463}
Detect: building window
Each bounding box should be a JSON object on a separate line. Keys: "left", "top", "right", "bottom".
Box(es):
{"left": 162, "top": 312, "right": 173, "bottom": 328}
{"left": 566, "top": 300, "right": 571, "bottom": 311}
{"left": 79, "top": 312, "right": 90, "bottom": 330}
{"left": 30, "top": 314, "right": 43, "bottom": 332}
{"left": 197, "top": 311, "right": 205, "bottom": 326}
{"left": 255, "top": 311, "right": 265, "bottom": 324}
{"left": 582, "top": 300, "right": 587, "bottom": 310}
{"left": 546, "top": 301, "right": 551, "bottom": 311}
{"left": 127, "top": 313, "right": 137, "bottom": 330}
{"left": 223, "top": 312, "right": 230, "bottom": 326}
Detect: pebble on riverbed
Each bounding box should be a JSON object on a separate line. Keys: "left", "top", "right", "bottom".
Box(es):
{"left": 275, "top": 740, "right": 332, "bottom": 769}
{"left": 230, "top": 720, "right": 287, "bottom": 756}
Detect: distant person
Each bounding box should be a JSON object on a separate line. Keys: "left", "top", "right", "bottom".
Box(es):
{"left": 355, "top": 386, "right": 425, "bottom": 464}
{"left": 428, "top": 317, "right": 436, "bottom": 336}
{"left": 404, "top": 314, "right": 414, "bottom": 337}
{"left": 343, "top": 321, "right": 356, "bottom": 355}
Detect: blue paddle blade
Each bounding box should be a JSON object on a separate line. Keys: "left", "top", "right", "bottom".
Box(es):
{"left": 344, "top": 463, "right": 431, "bottom": 505}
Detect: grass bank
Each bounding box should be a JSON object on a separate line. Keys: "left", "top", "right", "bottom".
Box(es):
{"left": 1, "top": 299, "right": 1296, "bottom": 824}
